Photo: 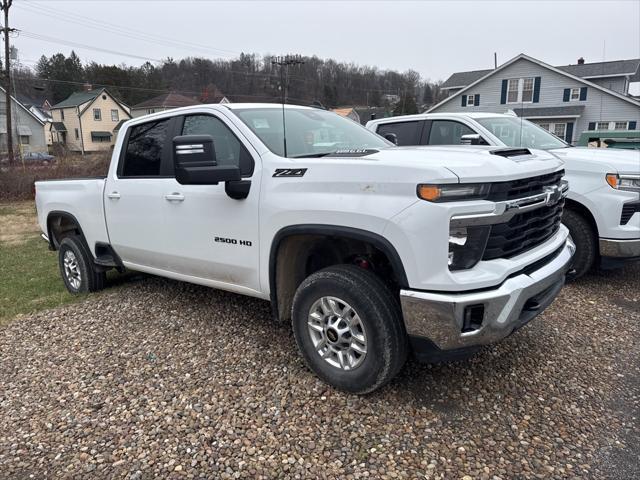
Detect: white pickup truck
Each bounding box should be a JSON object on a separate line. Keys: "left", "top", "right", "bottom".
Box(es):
{"left": 36, "top": 104, "right": 574, "bottom": 393}
{"left": 366, "top": 112, "right": 640, "bottom": 278}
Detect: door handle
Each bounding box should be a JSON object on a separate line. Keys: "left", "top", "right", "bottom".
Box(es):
{"left": 164, "top": 193, "right": 185, "bottom": 202}
{"left": 107, "top": 192, "right": 121, "bottom": 199}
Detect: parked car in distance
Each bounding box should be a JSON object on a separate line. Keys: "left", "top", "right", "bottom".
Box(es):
{"left": 36, "top": 104, "right": 574, "bottom": 393}
{"left": 367, "top": 112, "right": 640, "bottom": 279}
{"left": 22, "top": 152, "right": 55, "bottom": 163}
{"left": 576, "top": 129, "right": 640, "bottom": 150}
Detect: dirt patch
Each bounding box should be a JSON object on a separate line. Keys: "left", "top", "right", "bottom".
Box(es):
{"left": 0, "top": 202, "right": 40, "bottom": 245}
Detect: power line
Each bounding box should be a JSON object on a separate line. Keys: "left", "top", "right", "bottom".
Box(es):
{"left": 16, "top": 1, "right": 240, "bottom": 58}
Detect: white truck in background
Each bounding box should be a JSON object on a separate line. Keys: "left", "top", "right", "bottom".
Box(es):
{"left": 36, "top": 104, "right": 573, "bottom": 393}
{"left": 367, "top": 112, "right": 640, "bottom": 279}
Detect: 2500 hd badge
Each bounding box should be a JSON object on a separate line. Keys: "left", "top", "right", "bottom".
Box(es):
{"left": 214, "top": 236, "right": 252, "bottom": 246}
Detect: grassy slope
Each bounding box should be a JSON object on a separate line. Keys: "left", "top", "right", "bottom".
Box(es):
{"left": 0, "top": 202, "right": 83, "bottom": 325}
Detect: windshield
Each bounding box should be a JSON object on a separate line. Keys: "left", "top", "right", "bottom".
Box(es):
{"left": 475, "top": 116, "right": 569, "bottom": 150}
{"left": 233, "top": 107, "right": 391, "bottom": 157}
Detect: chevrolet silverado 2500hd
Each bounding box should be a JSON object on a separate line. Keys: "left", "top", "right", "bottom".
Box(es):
{"left": 36, "top": 104, "right": 574, "bottom": 393}
{"left": 367, "top": 112, "right": 640, "bottom": 279}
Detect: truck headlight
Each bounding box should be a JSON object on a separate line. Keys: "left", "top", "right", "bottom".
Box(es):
{"left": 418, "top": 183, "right": 491, "bottom": 202}
{"left": 448, "top": 225, "right": 491, "bottom": 270}
{"left": 606, "top": 173, "right": 640, "bottom": 192}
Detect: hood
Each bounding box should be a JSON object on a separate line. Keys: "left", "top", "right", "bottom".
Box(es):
{"left": 550, "top": 147, "right": 640, "bottom": 175}
{"left": 377, "top": 146, "right": 564, "bottom": 183}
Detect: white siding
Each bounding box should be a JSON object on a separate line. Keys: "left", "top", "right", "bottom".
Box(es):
{"left": 431, "top": 58, "right": 640, "bottom": 143}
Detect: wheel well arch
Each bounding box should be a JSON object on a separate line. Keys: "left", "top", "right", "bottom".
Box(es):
{"left": 46, "top": 211, "right": 88, "bottom": 251}
{"left": 268, "top": 225, "right": 408, "bottom": 322}
{"left": 564, "top": 198, "right": 598, "bottom": 236}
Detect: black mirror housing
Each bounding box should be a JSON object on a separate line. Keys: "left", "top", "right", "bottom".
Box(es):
{"left": 173, "top": 134, "right": 241, "bottom": 185}
{"left": 383, "top": 132, "right": 398, "bottom": 145}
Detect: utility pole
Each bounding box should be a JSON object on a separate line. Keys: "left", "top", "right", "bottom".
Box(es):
{"left": 271, "top": 55, "right": 304, "bottom": 158}
{"left": 1, "top": 0, "right": 15, "bottom": 164}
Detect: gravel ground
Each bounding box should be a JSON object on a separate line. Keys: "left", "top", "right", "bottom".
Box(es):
{"left": 1, "top": 264, "right": 638, "bottom": 479}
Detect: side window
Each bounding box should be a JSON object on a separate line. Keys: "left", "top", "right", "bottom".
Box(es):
{"left": 376, "top": 121, "right": 420, "bottom": 146}
{"left": 121, "top": 119, "right": 170, "bottom": 177}
{"left": 428, "top": 120, "right": 475, "bottom": 145}
{"left": 181, "top": 115, "right": 254, "bottom": 176}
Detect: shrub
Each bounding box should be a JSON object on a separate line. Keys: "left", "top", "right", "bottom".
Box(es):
{"left": 0, "top": 153, "right": 111, "bottom": 201}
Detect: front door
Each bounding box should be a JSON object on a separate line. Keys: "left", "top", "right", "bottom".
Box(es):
{"left": 162, "top": 112, "right": 262, "bottom": 293}
{"left": 104, "top": 117, "right": 174, "bottom": 270}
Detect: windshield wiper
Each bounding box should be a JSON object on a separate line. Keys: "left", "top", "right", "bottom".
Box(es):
{"left": 290, "top": 152, "right": 334, "bottom": 158}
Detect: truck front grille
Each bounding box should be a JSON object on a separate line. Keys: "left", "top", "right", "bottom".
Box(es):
{"left": 488, "top": 170, "right": 565, "bottom": 201}
{"left": 482, "top": 199, "right": 565, "bottom": 260}
{"left": 621, "top": 202, "right": 640, "bottom": 225}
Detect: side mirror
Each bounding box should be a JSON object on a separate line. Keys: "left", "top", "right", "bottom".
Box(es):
{"left": 173, "top": 134, "right": 241, "bottom": 185}
{"left": 382, "top": 132, "right": 398, "bottom": 145}
{"left": 460, "top": 133, "right": 484, "bottom": 146}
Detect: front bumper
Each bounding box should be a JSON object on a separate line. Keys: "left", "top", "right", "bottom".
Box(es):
{"left": 599, "top": 238, "right": 640, "bottom": 259}
{"left": 400, "top": 237, "right": 575, "bottom": 355}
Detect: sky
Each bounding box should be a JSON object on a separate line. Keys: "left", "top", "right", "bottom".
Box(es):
{"left": 11, "top": 0, "right": 640, "bottom": 92}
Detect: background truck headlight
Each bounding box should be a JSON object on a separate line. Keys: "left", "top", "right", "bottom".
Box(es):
{"left": 606, "top": 173, "right": 640, "bottom": 192}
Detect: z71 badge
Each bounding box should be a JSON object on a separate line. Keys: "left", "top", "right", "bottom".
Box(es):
{"left": 273, "top": 168, "right": 307, "bottom": 177}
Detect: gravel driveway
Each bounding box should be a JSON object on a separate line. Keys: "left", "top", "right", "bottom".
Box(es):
{"left": 1, "top": 265, "right": 638, "bottom": 479}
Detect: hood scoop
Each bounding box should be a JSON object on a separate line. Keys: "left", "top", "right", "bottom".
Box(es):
{"left": 490, "top": 148, "right": 532, "bottom": 158}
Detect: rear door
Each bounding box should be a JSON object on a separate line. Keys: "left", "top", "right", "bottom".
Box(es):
{"left": 104, "top": 117, "right": 175, "bottom": 269}
{"left": 421, "top": 119, "right": 478, "bottom": 145}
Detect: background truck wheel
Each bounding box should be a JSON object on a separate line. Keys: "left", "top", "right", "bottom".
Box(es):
{"left": 58, "top": 236, "right": 106, "bottom": 294}
{"left": 562, "top": 209, "right": 597, "bottom": 280}
{"left": 291, "top": 264, "right": 407, "bottom": 394}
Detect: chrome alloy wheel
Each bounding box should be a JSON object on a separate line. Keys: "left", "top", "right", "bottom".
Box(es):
{"left": 63, "top": 250, "right": 82, "bottom": 290}
{"left": 307, "top": 296, "right": 367, "bottom": 371}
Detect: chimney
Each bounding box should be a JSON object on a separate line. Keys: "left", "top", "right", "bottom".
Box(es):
{"left": 577, "top": 57, "right": 585, "bottom": 65}
{"left": 83, "top": 82, "right": 93, "bottom": 92}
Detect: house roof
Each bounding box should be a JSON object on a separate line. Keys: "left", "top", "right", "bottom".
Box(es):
{"left": 441, "top": 69, "right": 493, "bottom": 90}
{"left": 331, "top": 107, "right": 357, "bottom": 117}
{"left": 513, "top": 105, "right": 585, "bottom": 118}
{"left": 132, "top": 92, "right": 201, "bottom": 110}
{"left": 557, "top": 59, "right": 640, "bottom": 81}
{"left": 113, "top": 119, "right": 128, "bottom": 131}
{"left": 52, "top": 89, "right": 102, "bottom": 109}
{"left": 429, "top": 53, "right": 640, "bottom": 113}
{"left": 441, "top": 58, "right": 640, "bottom": 90}
{"left": 0, "top": 86, "right": 45, "bottom": 126}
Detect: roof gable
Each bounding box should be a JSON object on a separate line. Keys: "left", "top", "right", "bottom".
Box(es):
{"left": 429, "top": 53, "right": 640, "bottom": 112}
{"left": 0, "top": 86, "right": 45, "bottom": 125}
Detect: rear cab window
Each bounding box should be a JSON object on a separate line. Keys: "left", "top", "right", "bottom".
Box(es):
{"left": 376, "top": 121, "right": 422, "bottom": 146}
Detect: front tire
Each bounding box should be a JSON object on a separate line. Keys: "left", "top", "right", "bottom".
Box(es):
{"left": 58, "top": 236, "right": 106, "bottom": 294}
{"left": 292, "top": 264, "right": 407, "bottom": 394}
{"left": 562, "top": 208, "right": 597, "bottom": 280}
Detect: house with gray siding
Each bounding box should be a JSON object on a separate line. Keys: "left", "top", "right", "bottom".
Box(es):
{"left": 0, "top": 87, "right": 48, "bottom": 155}
{"left": 429, "top": 54, "right": 640, "bottom": 144}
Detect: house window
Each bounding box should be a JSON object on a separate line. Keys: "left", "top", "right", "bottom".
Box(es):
{"left": 597, "top": 122, "right": 609, "bottom": 130}
{"left": 111, "top": 109, "right": 119, "bottom": 122}
{"left": 93, "top": 108, "right": 102, "bottom": 121}
{"left": 74, "top": 128, "right": 79, "bottom": 140}
{"left": 553, "top": 123, "right": 566, "bottom": 139}
{"left": 467, "top": 95, "right": 475, "bottom": 106}
{"left": 538, "top": 123, "right": 550, "bottom": 131}
{"left": 614, "top": 121, "right": 628, "bottom": 130}
{"left": 507, "top": 77, "right": 534, "bottom": 104}
{"left": 19, "top": 135, "right": 30, "bottom": 145}
{"left": 521, "top": 78, "right": 534, "bottom": 102}
{"left": 507, "top": 79, "right": 519, "bottom": 103}
{"left": 570, "top": 88, "right": 581, "bottom": 101}
{"left": 60, "top": 110, "right": 65, "bottom": 120}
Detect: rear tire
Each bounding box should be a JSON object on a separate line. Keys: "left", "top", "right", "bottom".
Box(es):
{"left": 562, "top": 208, "right": 597, "bottom": 280}
{"left": 292, "top": 264, "right": 407, "bottom": 394}
{"left": 58, "top": 236, "right": 106, "bottom": 294}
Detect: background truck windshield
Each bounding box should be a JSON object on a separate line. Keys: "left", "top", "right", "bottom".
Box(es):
{"left": 476, "top": 116, "right": 568, "bottom": 150}
{"left": 234, "top": 107, "right": 390, "bottom": 157}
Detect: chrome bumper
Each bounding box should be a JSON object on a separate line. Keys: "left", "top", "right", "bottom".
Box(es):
{"left": 599, "top": 238, "right": 640, "bottom": 258}
{"left": 400, "top": 238, "right": 575, "bottom": 351}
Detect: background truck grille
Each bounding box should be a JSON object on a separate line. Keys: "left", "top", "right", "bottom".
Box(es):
{"left": 488, "top": 170, "right": 565, "bottom": 201}
{"left": 483, "top": 199, "right": 565, "bottom": 260}
{"left": 621, "top": 202, "right": 640, "bottom": 225}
